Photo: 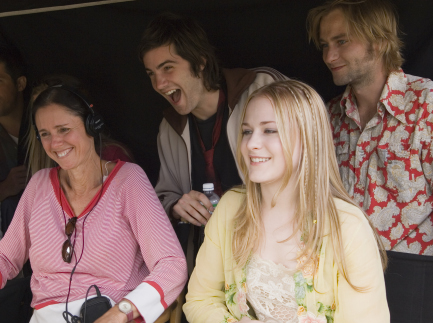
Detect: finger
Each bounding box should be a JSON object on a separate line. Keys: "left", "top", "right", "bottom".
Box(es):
{"left": 182, "top": 192, "right": 212, "bottom": 220}
{"left": 188, "top": 191, "right": 214, "bottom": 216}
{"left": 189, "top": 199, "right": 212, "bottom": 222}
{"left": 175, "top": 199, "right": 209, "bottom": 226}
{"left": 180, "top": 202, "right": 209, "bottom": 226}
{"left": 173, "top": 203, "right": 202, "bottom": 226}
{"left": 197, "top": 194, "right": 214, "bottom": 212}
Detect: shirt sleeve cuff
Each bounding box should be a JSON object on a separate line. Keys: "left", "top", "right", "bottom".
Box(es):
{"left": 123, "top": 281, "right": 166, "bottom": 323}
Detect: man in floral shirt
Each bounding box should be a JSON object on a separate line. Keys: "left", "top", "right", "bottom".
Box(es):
{"left": 307, "top": 0, "right": 433, "bottom": 321}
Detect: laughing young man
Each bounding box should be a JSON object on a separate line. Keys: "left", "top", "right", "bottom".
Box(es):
{"left": 139, "top": 13, "right": 287, "bottom": 260}
{"left": 308, "top": 0, "right": 433, "bottom": 321}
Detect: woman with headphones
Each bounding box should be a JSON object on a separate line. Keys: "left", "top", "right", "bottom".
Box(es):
{"left": 25, "top": 75, "right": 135, "bottom": 177}
{"left": 0, "top": 85, "right": 187, "bottom": 322}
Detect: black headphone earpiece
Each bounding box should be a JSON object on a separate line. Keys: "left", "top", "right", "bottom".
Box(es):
{"left": 33, "top": 113, "right": 41, "bottom": 142}
{"left": 33, "top": 84, "right": 105, "bottom": 142}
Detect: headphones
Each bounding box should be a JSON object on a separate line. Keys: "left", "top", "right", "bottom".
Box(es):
{"left": 33, "top": 84, "right": 105, "bottom": 141}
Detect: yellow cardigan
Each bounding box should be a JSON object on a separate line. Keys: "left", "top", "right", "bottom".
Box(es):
{"left": 184, "top": 189, "right": 389, "bottom": 323}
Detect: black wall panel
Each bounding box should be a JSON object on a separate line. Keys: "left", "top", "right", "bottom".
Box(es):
{"left": 1, "top": 0, "right": 432, "bottom": 185}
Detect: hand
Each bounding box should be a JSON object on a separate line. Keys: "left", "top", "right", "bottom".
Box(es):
{"left": 93, "top": 305, "right": 132, "bottom": 323}
{"left": 0, "top": 165, "right": 27, "bottom": 201}
{"left": 172, "top": 190, "right": 213, "bottom": 226}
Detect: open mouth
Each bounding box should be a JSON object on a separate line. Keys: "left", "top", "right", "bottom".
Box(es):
{"left": 165, "top": 89, "right": 181, "bottom": 103}
{"left": 56, "top": 148, "right": 72, "bottom": 158}
{"left": 250, "top": 157, "right": 271, "bottom": 163}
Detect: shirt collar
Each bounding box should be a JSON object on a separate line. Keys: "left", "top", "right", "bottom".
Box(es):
{"left": 338, "top": 69, "right": 409, "bottom": 125}
{"left": 379, "top": 69, "right": 409, "bottom": 125}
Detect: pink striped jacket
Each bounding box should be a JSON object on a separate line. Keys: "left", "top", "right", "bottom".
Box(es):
{"left": 0, "top": 161, "right": 187, "bottom": 322}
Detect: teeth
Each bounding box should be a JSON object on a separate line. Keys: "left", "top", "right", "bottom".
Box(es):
{"left": 165, "top": 89, "right": 177, "bottom": 95}
{"left": 251, "top": 157, "right": 270, "bottom": 163}
{"left": 57, "top": 148, "right": 72, "bottom": 158}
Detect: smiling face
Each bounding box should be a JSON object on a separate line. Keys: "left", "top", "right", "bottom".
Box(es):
{"left": 143, "top": 44, "right": 207, "bottom": 116}
{"left": 241, "top": 96, "right": 301, "bottom": 190}
{"left": 319, "top": 8, "right": 381, "bottom": 87}
{"left": 35, "top": 103, "right": 96, "bottom": 171}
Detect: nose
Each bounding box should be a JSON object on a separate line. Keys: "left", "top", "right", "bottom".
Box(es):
{"left": 246, "top": 130, "right": 262, "bottom": 151}
{"left": 323, "top": 45, "right": 338, "bottom": 65}
{"left": 154, "top": 73, "right": 167, "bottom": 91}
{"left": 50, "top": 133, "right": 64, "bottom": 148}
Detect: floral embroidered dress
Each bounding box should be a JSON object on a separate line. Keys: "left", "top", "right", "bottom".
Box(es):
{"left": 245, "top": 253, "right": 300, "bottom": 322}
{"left": 184, "top": 189, "right": 389, "bottom": 323}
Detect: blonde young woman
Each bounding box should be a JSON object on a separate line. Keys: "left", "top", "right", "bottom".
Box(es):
{"left": 183, "top": 80, "right": 389, "bottom": 323}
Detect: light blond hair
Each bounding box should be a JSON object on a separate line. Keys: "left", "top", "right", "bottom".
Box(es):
{"left": 306, "top": 0, "right": 404, "bottom": 75}
{"left": 232, "top": 80, "right": 386, "bottom": 290}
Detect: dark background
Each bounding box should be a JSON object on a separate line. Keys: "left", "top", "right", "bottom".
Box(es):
{"left": 1, "top": 0, "right": 432, "bottom": 185}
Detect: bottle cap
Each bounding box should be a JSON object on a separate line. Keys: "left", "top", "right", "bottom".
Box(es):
{"left": 203, "top": 183, "right": 214, "bottom": 191}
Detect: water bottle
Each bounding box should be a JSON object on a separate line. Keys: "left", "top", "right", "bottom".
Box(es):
{"left": 203, "top": 183, "right": 220, "bottom": 214}
{"left": 198, "top": 183, "right": 220, "bottom": 247}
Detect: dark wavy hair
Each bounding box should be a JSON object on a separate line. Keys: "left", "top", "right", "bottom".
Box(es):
{"left": 138, "top": 12, "right": 221, "bottom": 91}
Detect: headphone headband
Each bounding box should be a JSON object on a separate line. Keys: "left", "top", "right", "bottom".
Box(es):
{"left": 50, "top": 84, "right": 95, "bottom": 113}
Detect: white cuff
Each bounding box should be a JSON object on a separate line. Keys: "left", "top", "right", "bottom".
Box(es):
{"left": 124, "top": 281, "right": 166, "bottom": 323}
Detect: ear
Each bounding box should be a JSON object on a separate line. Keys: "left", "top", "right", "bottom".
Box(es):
{"left": 200, "top": 57, "right": 206, "bottom": 71}
{"left": 373, "top": 39, "right": 386, "bottom": 56}
{"left": 16, "top": 76, "right": 27, "bottom": 92}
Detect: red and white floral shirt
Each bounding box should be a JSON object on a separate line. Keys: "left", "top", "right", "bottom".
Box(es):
{"left": 328, "top": 69, "right": 433, "bottom": 255}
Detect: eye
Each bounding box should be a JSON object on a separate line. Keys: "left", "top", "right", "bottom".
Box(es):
{"left": 242, "top": 129, "right": 252, "bottom": 136}
{"left": 59, "top": 127, "right": 70, "bottom": 134}
{"left": 146, "top": 71, "right": 154, "bottom": 77}
{"left": 264, "top": 129, "right": 278, "bottom": 134}
{"left": 39, "top": 131, "right": 49, "bottom": 138}
{"left": 320, "top": 43, "right": 328, "bottom": 50}
{"left": 163, "top": 65, "right": 173, "bottom": 72}
{"left": 337, "top": 39, "right": 347, "bottom": 45}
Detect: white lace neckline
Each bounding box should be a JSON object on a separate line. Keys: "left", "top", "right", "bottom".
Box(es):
{"left": 251, "top": 254, "right": 298, "bottom": 274}
{"left": 246, "top": 253, "right": 299, "bottom": 323}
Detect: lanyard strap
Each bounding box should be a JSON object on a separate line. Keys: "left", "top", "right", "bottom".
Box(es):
{"left": 193, "top": 90, "right": 226, "bottom": 196}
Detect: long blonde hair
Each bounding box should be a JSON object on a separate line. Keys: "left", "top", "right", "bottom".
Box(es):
{"left": 232, "top": 80, "right": 386, "bottom": 289}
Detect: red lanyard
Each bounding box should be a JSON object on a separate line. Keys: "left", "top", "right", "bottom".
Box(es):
{"left": 193, "top": 90, "right": 225, "bottom": 196}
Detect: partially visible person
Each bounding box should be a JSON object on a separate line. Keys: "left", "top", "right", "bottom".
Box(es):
{"left": 26, "top": 75, "right": 134, "bottom": 176}
{"left": 0, "top": 85, "right": 187, "bottom": 322}
{"left": 139, "top": 12, "right": 287, "bottom": 259}
{"left": 0, "top": 44, "right": 28, "bottom": 237}
{"left": 184, "top": 80, "right": 389, "bottom": 323}
{"left": 307, "top": 0, "right": 433, "bottom": 321}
